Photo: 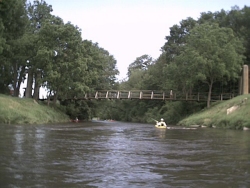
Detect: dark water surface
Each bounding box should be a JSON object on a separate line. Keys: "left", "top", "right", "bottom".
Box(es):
{"left": 0, "top": 121, "right": 250, "bottom": 188}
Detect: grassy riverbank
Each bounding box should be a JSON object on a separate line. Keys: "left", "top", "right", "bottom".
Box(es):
{"left": 179, "top": 94, "right": 250, "bottom": 130}
{"left": 0, "top": 94, "right": 69, "bottom": 125}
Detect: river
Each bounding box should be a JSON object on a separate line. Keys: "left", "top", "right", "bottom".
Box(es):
{"left": 0, "top": 121, "right": 249, "bottom": 188}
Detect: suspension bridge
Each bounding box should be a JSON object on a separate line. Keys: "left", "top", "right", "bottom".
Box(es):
{"left": 66, "top": 90, "right": 237, "bottom": 102}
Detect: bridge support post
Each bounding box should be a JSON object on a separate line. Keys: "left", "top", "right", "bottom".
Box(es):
{"left": 139, "top": 91, "right": 142, "bottom": 99}
{"left": 242, "top": 65, "right": 249, "bottom": 94}
{"left": 95, "top": 91, "right": 98, "bottom": 99}
{"left": 106, "top": 91, "right": 109, "bottom": 99}
{"left": 128, "top": 91, "right": 131, "bottom": 99}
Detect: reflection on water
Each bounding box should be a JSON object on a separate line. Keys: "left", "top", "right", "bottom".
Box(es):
{"left": 0, "top": 122, "right": 250, "bottom": 188}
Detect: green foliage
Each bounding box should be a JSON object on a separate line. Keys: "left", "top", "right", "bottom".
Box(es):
{"left": 163, "top": 17, "right": 197, "bottom": 62}
{"left": 60, "top": 40, "right": 120, "bottom": 118}
{"left": 0, "top": 0, "right": 28, "bottom": 95}
{"left": 38, "top": 19, "right": 88, "bottom": 101}
{"left": 168, "top": 22, "right": 245, "bottom": 108}
{"left": 92, "top": 100, "right": 119, "bottom": 120}
{"left": 127, "top": 54, "right": 153, "bottom": 77}
{"left": 124, "top": 55, "right": 155, "bottom": 90}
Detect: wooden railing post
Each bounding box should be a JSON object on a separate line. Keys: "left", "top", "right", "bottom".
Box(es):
{"left": 139, "top": 91, "right": 142, "bottom": 99}
{"left": 128, "top": 91, "right": 131, "bottom": 99}
{"left": 117, "top": 91, "right": 120, "bottom": 99}
{"left": 106, "top": 91, "right": 109, "bottom": 99}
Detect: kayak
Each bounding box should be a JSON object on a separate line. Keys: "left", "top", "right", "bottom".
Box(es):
{"left": 155, "top": 125, "right": 167, "bottom": 128}
{"left": 155, "top": 122, "right": 167, "bottom": 129}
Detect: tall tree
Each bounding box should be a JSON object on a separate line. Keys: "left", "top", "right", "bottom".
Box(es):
{"left": 94, "top": 48, "right": 119, "bottom": 90}
{"left": 24, "top": 0, "right": 53, "bottom": 99}
{"left": 38, "top": 17, "right": 89, "bottom": 104}
{"left": 175, "top": 23, "right": 245, "bottom": 108}
{"left": 127, "top": 54, "right": 153, "bottom": 77}
{"left": 162, "top": 17, "right": 197, "bottom": 63}
{"left": 198, "top": 6, "right": 250, "bottom": 65}
{"left": 81, "top": 41, "right": 119, "bottom": 91}
{"left": 121, "top": 54, "right": 153, "bottom": 90}
{"left": 226, "top": 6, "right": 250, "bottom": 65}
{"left": 0, "top": 0, "right": 28, "bottom": 96}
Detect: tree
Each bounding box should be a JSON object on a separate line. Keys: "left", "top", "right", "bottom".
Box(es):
{"left": 148, "top": 53, "right": 175, "bottom": 90}
{"left": 81, "top": 40, "right": 119, "bottom": 91}
{"left": 0, "top": 0, "right": 28, "bottom": 96}
{"left": 226, "top": 6, "right": 250, "bottom": 65}
{"left": 197, "top": 6, "right": 250, "bottom": 66}
{"left": 38, "top": 18, "right": 89, "bottom": 104}
{"left": 93, "top": 48, "right": 119, "bottom": 90}
{"left": 162, "top": 17, "right": 197, "bottom": 62}
{"left": 175, "top": 23, "right": 245, "bottom": 108}
{"left": 127, "top": 54, "right": 153, "bottom": 77}
{"left": 160, "top": 17, "right": 198, "bottom": 93}
{"left": 24, "top": 0, "right": 53, "bottom": 99}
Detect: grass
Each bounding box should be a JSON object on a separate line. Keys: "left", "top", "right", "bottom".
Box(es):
{"left": 0, "top": 94, "right": 70, "bottom": 125}
{"left": 178, "top": 94, "right": 250, "bottom": 130}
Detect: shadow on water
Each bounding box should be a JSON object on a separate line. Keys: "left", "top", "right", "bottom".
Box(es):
{"left": 0, "top": 122, "right": 250, "bottom": 187}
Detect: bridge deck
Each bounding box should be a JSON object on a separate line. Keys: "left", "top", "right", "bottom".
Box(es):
{"left": 72, "top": 90, "right": 236, "bottom": 102}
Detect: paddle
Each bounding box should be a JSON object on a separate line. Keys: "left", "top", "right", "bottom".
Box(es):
{"left": 151, "top": 118, "right": 158, "bottom": 123}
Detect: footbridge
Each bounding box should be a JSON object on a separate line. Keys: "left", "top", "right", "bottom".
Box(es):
{"left": 70, "top": 90, "right": 236, "bottom": 102}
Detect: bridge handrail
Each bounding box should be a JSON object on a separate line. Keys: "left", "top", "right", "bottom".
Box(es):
{"left": 77, "top": 90, "right": 237, "bottom": 101}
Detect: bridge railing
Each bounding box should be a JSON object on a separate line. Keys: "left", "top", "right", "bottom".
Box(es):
{"left": 80, "top": 90, "right": 237, "bottom": 101}
{"left": 88, "top": 90, "right": 172, "bottom": 100}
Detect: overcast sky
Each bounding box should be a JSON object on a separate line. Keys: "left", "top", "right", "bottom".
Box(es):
{"left": 43, "top": 0, "right": 249, "bottom": 80}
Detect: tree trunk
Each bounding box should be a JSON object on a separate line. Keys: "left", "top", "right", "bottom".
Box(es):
{"left": 12, "top": 62, "right": 18, "bottom": 97}
{"left": 47, "top": 90, "right": 52, "bottom": 106}
{"left": 53, "top": 91, "right": 58, "bottom": 106}
{"left": 26, "top": 69, "right": 33, "bottom": 98}
{"left": 207, "top": 82, "right": 213, "bottom": 108}
{"left": 15, "top": 66, "right": 26, "bottom": 97}
{"left": 33, "top": 71, "right": 41, "bottom": 100}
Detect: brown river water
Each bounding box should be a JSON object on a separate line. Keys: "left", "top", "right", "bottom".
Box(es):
{"left": 0, "top": 121, "right": 250, "bottom": 188}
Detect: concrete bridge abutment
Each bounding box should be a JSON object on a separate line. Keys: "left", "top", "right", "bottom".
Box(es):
{"left": 240, "top": 65, "right": 249, "bottom": 95}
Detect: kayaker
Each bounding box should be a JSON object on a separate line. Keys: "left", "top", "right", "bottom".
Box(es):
{"left": 160, "top": 118, "right": 167, "bottom": 127}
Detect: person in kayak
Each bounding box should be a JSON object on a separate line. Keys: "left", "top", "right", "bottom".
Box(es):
{"left": 159, "top": 118, "right": 167, "bottom": 127}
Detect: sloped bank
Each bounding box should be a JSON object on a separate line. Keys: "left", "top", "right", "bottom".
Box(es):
{"left": 0, "top": 94, "right": 69, "bottom": 125}
{"left": 178, "top": 94, "right": 250, "bottom": 130}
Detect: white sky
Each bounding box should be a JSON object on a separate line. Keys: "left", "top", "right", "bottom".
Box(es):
{"left": 42, "top": 0, "right": 249, "bottom": 81}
